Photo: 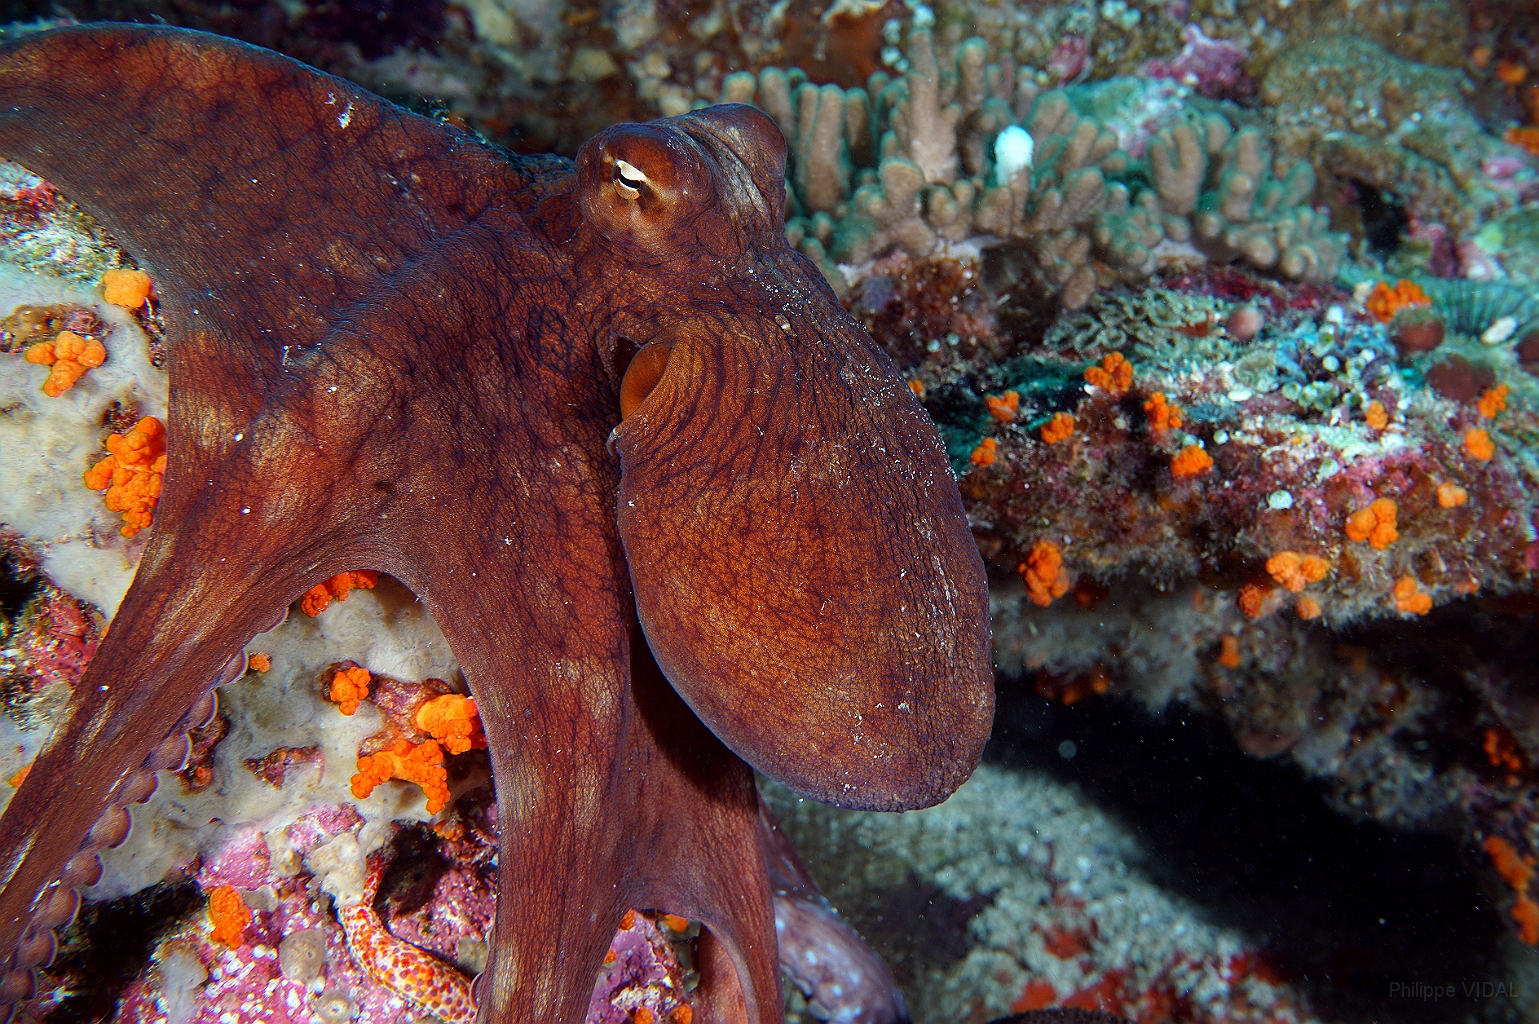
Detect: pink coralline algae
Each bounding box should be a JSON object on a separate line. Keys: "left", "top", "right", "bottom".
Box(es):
{"left": 1142, "top": 25, "right": 1252, "bottom": 100}
{"left": 282, "top": 804, "right": 366, "bottom": 858}
{"left": 586, "top": 911, "right": 695, "bottom": 1024}
{"left": 195, "top": 828, "right": 273, "bottom": 892}
{"left": 6, "top": 588, "right": 99, "bottom": 693}
{"left": 1046, "top": 35, "right": 1091, "bottom": 83}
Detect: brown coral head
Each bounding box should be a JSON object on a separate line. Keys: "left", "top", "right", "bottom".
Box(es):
{"left": 1225, "top": 304, "right": 1263, "bottom": 343}
{"left": 1518, "top": 330, "right": 1539, "bottom": 373}
{"left": 1424, "top": 354, "right": 1495, "bottom": 403}
{"left": 599, "top": 112, "right": 993, "bottom": 813}
{"left": 1390, "top": 307, "right": 1445, "bottom": 357}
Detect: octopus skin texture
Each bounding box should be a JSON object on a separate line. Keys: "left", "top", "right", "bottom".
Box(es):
{"left": 0, "top": 23, "right": 994, "bottom": 1024}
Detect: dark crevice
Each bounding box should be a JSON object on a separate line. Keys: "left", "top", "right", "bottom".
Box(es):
{"left": 41, "top": 879, "right": 203, "bottom": 1024}
{"left": 988, "top": 685, "right": 1503, "bottom": 1023}
{"left": 1350, "top": 179, "right": 1411, "bottom": 260}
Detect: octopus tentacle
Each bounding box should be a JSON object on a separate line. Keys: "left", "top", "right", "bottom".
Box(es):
{"left": 0, "top": 534, "right": 342, "bottom": 1000}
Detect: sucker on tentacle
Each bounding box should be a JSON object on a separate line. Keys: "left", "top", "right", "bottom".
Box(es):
{"left": 0, "top": 676, "right": 231, "bottom": 1003}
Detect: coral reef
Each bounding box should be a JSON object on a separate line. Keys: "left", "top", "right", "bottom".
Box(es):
{"left": 766, "top": 767, "right": 1327, "bottom": 1024}
{"left": 723, "top": 29, "right": 1344, "bottom": 309}
{"left": 1261, "top": 36, "right": 1539, "bottom": 246}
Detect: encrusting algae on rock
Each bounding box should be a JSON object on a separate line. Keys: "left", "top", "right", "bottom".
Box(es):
{"left": 4, "top": 0, "right": 1539, "bottom": 1014}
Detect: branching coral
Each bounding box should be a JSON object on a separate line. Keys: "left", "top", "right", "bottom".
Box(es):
{"left": 1146, "top": 116, "right": 1344, "bottom": 281}
{"left": 722, "top": 29, "right": 1343, "bottom": 309}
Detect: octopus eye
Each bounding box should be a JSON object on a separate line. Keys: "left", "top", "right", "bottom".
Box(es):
{"left": 613, "top": 159, "right": 647, "bottom": 199}
{"left": 619, "top": 341, "right": 673, "bottom": 419}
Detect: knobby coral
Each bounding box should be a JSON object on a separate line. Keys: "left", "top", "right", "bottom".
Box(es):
{"left": 1345, "top": 497, "right": 1398, "bottom": 549}
{"left": 352, "top": 739, "right": 451, "bottom": 814}
{"left": 301, "top": 570, "right": 381, "bottom": 616}
{"left": 22, "top": 329, "right": 105, "bottom": 396}
{"left": 328, "top": 663, "right": 372, "bottom": 716}
{"left": 416, "top": 694, "right": 486, "bottom": 755}
{"left": 721, "top": 29, "right": 1344, "bottom": 309}
{"left": 206, "top": 885, "right": 251, "bottom": 948}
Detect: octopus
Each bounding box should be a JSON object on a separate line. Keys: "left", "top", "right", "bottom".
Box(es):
{"left": 0, "top": 22, "right": 994, "bottom": 1024}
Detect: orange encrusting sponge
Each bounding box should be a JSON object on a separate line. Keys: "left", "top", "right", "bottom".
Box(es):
{"left": 1485, "top": 836, "right": 1539, "bottom": 944}
{"left": 1143, "top": 392, "right": 1182, "bottom": 431}
{"left": 1040, "top": 412, "right": 1075, "bottom": 444}
{"left": 1170, "top": 445, "right": 1213, "bottom": 479}
{"left": 1265, "top": 552, "right": 1330, "bottom": 593}
{"left": 352, "top": 739, "right": 450, "bottom": 814}
{"left": 101, "top": 268, "right": 153, "bottom": 309}
{"left": 24, "top": 329, "right": 106, "bottom": 397}
{"left": 1365, "top": 278, "right": 1430, "bottom": 322}
{"left": 1345, "top": 497, "right": 1398, "bottom": 549}
{"left": 301, "top": 570, "right": 381, "bottom": 616}
{"left": 83, "top": 416, "right": 166, "bottom": 538}
{"left": 208, "top": 885, "right": 252, "bottom": 947}
{"left": 1084, "top": 352, "right": 1133, "bottom": 395}
{"left": 328, "top": 664, "right": 372, "bottom": 716}
{"left": 415, "top": 694, "right": 486, "bottom": 755}
{"left": 1019, "top": 540, "right": 1072, "bottom": 607}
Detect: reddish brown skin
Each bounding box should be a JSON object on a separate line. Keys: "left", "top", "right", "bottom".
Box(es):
{"left": 0, "top": 23, "right": 993, "bottom": 1024}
